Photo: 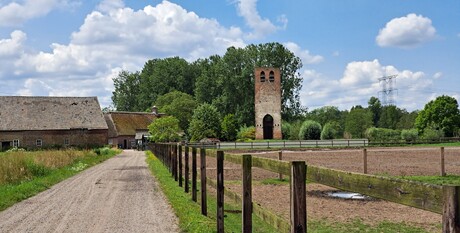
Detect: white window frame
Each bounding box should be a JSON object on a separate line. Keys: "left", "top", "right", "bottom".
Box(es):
{"left": 13, "top": 139, "right": 20, "bottom": 147}
{"left": 64, "top": 138, "right": 69, "bottom": 146}
{"left": 36, "top": 139, "right": 43, "bottom": 147}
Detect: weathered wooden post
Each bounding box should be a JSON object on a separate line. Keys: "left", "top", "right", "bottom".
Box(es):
{"left": 185, "top": 146, "right": 190, "bottom": 193}
{"left": 290, "top": 161, "right": 306, "bottom": 233}
{"left": 242, "top": 154, "right": 252, "bottom": 233}
{"left": 179, "top": 145, "right": 183, "bottom": 187}
{"left": 442, "top": 186, "right": 460, "bottom": 232}
{"left": 363, "top": 148, "right": 368, "bottom": 174}
{"left": 279, "top": 151, "right": 283, "bottom": 180}
{"left": 173, "top": 144, "right": 178, "bottom": 181}
{"left": 192, "top": 147, "right": 197, "bottom": 202}
{"left": 441, "top": 147, "right": 446, "bottom": 176}
{"left": 200, "top": 148, "right": 207, "bottom": 216}
{"left": 217, "top": 151, "right": 225, "bottom": 233}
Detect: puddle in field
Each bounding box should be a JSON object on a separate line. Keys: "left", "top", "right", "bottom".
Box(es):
{"left": 325, "top": 191, "right": 373, "bottom": 200}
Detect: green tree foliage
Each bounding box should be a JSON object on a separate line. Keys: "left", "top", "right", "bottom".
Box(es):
{"left": 281, "top": 121, "right": 292, "bottom": 139}
{"left": 345, "top": 107, "right": 373, "bottom": 138}
{"left": 306, "top": 106, "right": 341, "bottom": 126}
{"left": 154, "top": 91, "right": 198, "bottom": 134}
{"left": 236, "top": 126, "right": 256, "bottom": 141}
{"left": 401, "top": 129, "right": 418, "bottom": 142}
{"left": 378, "top": 105, "right": 403, "bottom": 129}
{"left": 415, "top": 95, "right": 460, "bottom": 137}
{"left": 148, "top": 116, "right": 181, "bottom": 142}
{"left": 298, "top": 120, "right": 322, "bottom": 140}
{"left": 188, "top": 104, "right": 222, "bottom": 141}
{"left": 396, "top": 110, "right": 418, "bottom": 129}
{"left": 367, "top": 97, "right": 382, "bottom": 126}
{"left": 365, "top": 127, "right": 400, "bottom": 141}
{"left": 221, "top": 114, "right": 239, "bottom": 141}
{"left": 111, "top": 71, "right": 141, "bottom": 111}
{"left": 321, "top": 122, "right": 337, "bottom": 140}
{"left": 421, "top": 127, "right": 444, "bottom": 140}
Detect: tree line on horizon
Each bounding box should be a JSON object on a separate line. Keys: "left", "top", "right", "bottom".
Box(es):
{"left": 111, "top": 42, "right": 460, "bottom": 142}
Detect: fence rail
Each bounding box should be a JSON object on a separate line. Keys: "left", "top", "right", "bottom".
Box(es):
{"left": 150, "top": 143, "right": 460, "bottom": 233}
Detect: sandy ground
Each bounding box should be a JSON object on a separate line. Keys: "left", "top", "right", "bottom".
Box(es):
{"left": 0, "top": 150, "right": 179, "bottom": 233}
{"left": 191, "top": 147, "right": 459, "bottom": 232}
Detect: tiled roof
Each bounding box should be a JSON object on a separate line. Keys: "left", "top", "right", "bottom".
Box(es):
{"left": 0, "top": 96, "right": 108, "bottom": 131}
{"left": 104, "top": 112, "right": 157, "bottom": 137}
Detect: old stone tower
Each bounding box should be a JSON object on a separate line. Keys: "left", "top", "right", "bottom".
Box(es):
{"left": 254, "top": 67, "right": 282, "bottom": 140}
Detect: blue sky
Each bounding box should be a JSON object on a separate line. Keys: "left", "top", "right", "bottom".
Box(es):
{"left": 0, "top": 0, "right": 459, "bottom": 111}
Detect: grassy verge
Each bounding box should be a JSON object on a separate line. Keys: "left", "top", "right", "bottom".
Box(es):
{"left": 402, "top": 175, "right": 460, "bottom": 185}
{"left": 0, "top": 149, "right": 120, "bottom": 211}
{"left": 309, "top": 219, "right": 432, "bottom": 233}
{"left": 146, "top": 151, "right": 279, "bottom": 233}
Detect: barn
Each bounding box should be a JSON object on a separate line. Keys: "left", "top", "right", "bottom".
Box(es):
{"left": 104, "top": 107, "right": 164, "bottom": 149}
{"left": 0, "top": 96, "right": 108, "bottom": 151}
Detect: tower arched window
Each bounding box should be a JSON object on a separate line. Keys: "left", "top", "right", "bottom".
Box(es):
{"left": 269, "top": 71, "right": 275, "bottom": 82}
{"left": 260, "top": 71, "right": 266, "bottom": 82}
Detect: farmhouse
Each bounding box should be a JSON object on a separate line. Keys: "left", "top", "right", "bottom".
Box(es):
{"left": 0, "top": 96, "right": 108, "bottom": 151}
{"left": 104, "top": 107, "right": 164, "bottom": 149}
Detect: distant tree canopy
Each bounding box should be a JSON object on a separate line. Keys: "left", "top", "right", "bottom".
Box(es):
{"left": 415, "top": 95, "right": 460, "bottom": 137}
{"left": 111, "top": 42, "right": 305, "bottom": 128}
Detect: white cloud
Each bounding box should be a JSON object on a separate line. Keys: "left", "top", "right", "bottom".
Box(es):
{"left": 376, "top": 13, "right": 436, "bottom": 48}
{"left": 0, "top": 1, "right": 246, "bottom": 106}
{"left": 0, "top": 0, "right": 79, "bottom": 27}
{"left": 433, "top": 72, "right": 442, "bottom": 79}
{"left": 236, "top": 0, "right": 285, "bottom": 39}
{"left": 283, "top": 42, "right": 323, "bottom": 65}
{"left": 300, "top": 59, "right": 435, "bottom": 111}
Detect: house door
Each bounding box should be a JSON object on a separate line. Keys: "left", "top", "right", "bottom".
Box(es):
{"left": 123, "top": 139, "right": 127, "bottom": 149}
{"left": 263, "top": 114, "right": 274, "bottom": 139}
{"left": 1, "top": 141, "right": 11, "bottom": 151}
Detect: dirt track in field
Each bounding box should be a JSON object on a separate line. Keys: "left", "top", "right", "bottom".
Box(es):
{"left": 0, "top": 150, "right": 179, "bottom": 233}
{"left": 201, "top": 147, "right": 460, "bottom": 232}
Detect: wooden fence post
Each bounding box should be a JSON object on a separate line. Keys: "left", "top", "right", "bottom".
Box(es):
{"left": 179, "top": 145, "right": 183, "bottom": 187}
{"left": 200, "top": 148, "right": 207, "bottom": 216}
{"left": 441, "top": 147, "right": 446, "bottom": 176}
{"left": 185, "top": 146, "right": 189, "bottom": 193}
{"left": 217, "top": 151, "right": 225, "bottom": 233}
{"left": 363, "top": 149, "right": 368, "bottom": 174}
{"left": 173, "top": 144, "right": 178, "bottom": 181}
{"left": 242, "top": 154, "right": 252, "bottom": 233}
{"left": 192, "top": 147, "right": 197, "bottom": 202}
{"left": 442, "top": 186, "right": 460, "bottom": 232}
{"left": 279, "top": 151, "right": 283, "bottom": 180}
{"left": 290, "top": 161, "right": 306, "bottom": 233}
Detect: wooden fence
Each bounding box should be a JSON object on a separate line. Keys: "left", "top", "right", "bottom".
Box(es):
{"left": 150, "top": 143, "right": 460, "bottom": 233}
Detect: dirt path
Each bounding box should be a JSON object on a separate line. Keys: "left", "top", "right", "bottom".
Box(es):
{"left": 0, "top": 150, "right": 180, "bottom": 233}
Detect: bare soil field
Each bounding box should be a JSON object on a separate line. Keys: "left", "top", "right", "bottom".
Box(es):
{"left": 0, "top": 150, "right": 179, "bottom": 233}
{"left": 198, "top": 147, "right": 460, "bottom": 232}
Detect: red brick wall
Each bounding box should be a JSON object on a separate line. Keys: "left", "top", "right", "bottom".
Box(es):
{"left": 0, "top": 129, "right": 108, "bottom": 150}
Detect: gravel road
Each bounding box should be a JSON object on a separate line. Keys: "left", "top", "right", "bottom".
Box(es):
{"left": 0, "top": 150, "right": 180, "bottom": 233}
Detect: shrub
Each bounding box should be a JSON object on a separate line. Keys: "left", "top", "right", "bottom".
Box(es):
{"left": 321, "top": 122, "right": 337, "bottom": 140}
{"left": 298, "top": 120, "right": 322, "bottom": 140}
{"left": 221, "top": 114, "right": 238, "bottom": 141}
{"left": 401, "top": 129, "right": 418, "bottom": 142}
{"left": 422, "top": 128, "right": 444, "bottom": 141}
{"left": 281, "top": 122, "right": 292, "bottom": 139}
{"left": 365, "top": 127, "right": 400, "bottom": 141}
{"left": 236, "top": 126, "right": 256, "bottom": 141}
{"left": 188, "top": 104, "right": 221, "bottom": 141}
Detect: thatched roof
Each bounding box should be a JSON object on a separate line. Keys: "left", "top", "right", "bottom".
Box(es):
{"left": 104, "top": 112, "right": 157, "bottom": 137}
{"left": 0, "top": 96, "right": 108, "bottom": 131}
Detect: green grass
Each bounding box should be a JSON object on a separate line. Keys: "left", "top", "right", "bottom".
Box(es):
{"left": 401, "top": 175, "right": 460, "bottom": 185}
{"left": 0, "top": 149, "right": 119, "bottom": 211}
{"left": 309, "top": 219, "right": 433, "bottom": 233}
{"left": 146, "top": 151, "right": 279, "bottom": 233}
{"left": 413, "top": 142, "right": 460, "bottom": 147}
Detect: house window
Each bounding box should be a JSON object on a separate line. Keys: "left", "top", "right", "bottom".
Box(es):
{"left": 64, "top": 138, "right": 69, "bottom": 146}
{"left": 13, "top": 139, "right": 20, "bottom": 147}
{"left": 36, "top": 139, "right": 43, "bottom": 147}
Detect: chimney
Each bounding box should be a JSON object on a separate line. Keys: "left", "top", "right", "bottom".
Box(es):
{"left": 151, "top": 106, "right": 158, "bottom": 115}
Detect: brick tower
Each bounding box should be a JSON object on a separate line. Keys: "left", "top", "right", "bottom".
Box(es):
{"left": 254, "top": 67, "right": 282, "bottom": 140}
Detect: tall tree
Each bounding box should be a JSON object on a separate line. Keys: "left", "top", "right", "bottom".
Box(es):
{"left": 415, "top": 95, "right": 460, "bottom": 137}
{"left": 378, "top": 105, "right": 403, "bottom": 129}
{"left": 306, "top": 106, "right": 342, "bottom": 126}
{"left": 111, "top": 70, "right": 141, "bottom": 111}
{"left": 154, "top": 91, "right": 198, "bottom": 134}
{"left": 148, "top": 116, "right": 181, "bottom": 142}
{"left": 367, "top": 97, "right": 382, "bottom": 126}
{"left": 345, "top": 107, "right": 373, "bottom": 138}
{"left": 188, "top": 103, "right": 222, "bottom": 141}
